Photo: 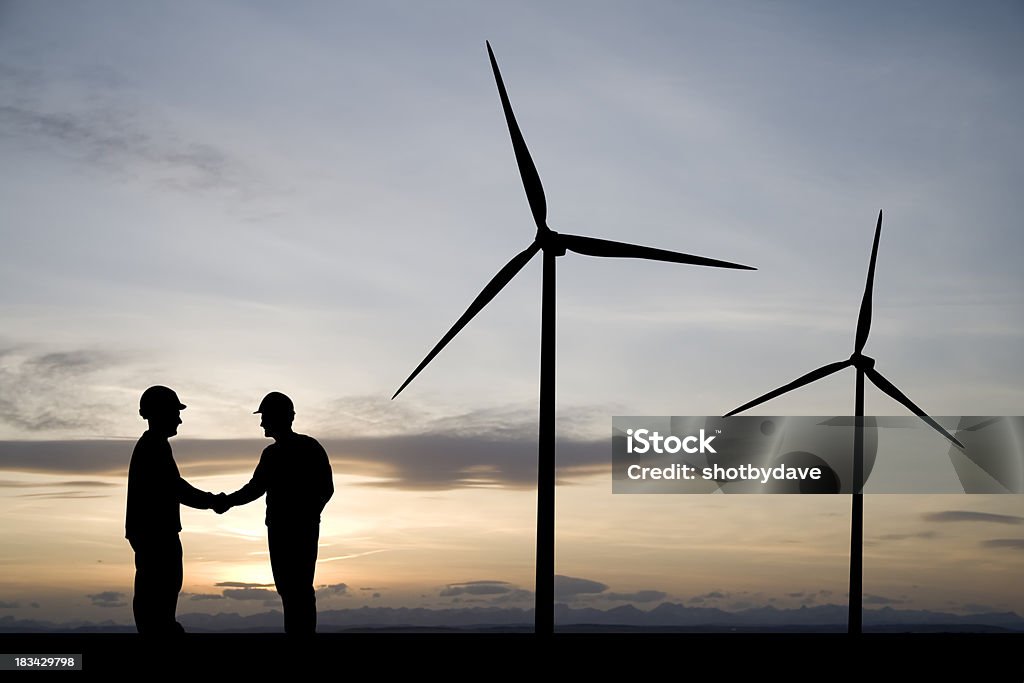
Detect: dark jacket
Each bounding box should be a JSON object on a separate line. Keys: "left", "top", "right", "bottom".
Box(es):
{"left": 125, "top": 430, "right": 213, "bottom": 543}
{"left": 229, "top": 432, "right": 334, "bottom": 527}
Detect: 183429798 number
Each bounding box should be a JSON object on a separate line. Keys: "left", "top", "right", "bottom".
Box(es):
{"left": 3, "top": 655, "right": 81, "bottom": 670}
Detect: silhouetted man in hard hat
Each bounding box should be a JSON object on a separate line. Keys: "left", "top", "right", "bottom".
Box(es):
{"left": 126, "top": 385, "right": 220, "bottom": 635}
{"left": 217, "top": 392, "right": 333, "bottom": 634}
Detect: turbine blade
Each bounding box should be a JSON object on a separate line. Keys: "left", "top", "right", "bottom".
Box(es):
{"left": 724, "top": 360, "right": 852, "bottom": 416}
{"left": 864, "top": 367, "right": 964, "bottom": 448}
{"left": 486, "top": 41, "right": 547, "bottom": 230}
{"left": 560, "top": 233, "right": 755, "bottom": 270}
{"left": 854, "top": 210, "right": 883, "bottom": 353}
{"left": 392, "top": 241, "right": 541, "bottom": 399}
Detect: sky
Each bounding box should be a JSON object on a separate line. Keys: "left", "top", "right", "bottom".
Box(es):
{"left": 0, "top": 1, "right": 1022, "bottom": 629}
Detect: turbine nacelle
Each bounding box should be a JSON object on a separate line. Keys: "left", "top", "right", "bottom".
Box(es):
{"left": 538, "top": 228, "right": 567, "bottom": 256}
{"left": 850, "top": 353, "right": 876, "bottom": 371}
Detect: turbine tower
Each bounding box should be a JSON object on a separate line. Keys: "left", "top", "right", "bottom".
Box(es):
{"left": 394, "top": 42, "right": 756, "bottom": 634}
{"left": 724, "top": 210, "right": 962, "bottom": 633}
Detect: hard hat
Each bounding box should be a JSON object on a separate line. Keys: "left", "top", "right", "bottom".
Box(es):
{"left": 140, "top": 385, "right": 186, "bottom": 418}
{"left": 254, "top": 391, "right": 294, "bottom": 415}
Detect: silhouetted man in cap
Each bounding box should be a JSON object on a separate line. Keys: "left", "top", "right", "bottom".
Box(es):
{"left": 126, "top": 385, "right": 219, "bottom": 635}
{"left": 217, "top": 392, "right": 333, "bottom": 634}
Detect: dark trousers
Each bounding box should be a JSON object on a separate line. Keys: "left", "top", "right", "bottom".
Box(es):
{"left": 269, "top": 523, "right": 320, "bottom": 635}
{"left": 129, "top": 534, "right": 184, "bottom": 635}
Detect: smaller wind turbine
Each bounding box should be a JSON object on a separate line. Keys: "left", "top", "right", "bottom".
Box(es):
{"left": 394, "top": 41, "right": 755, "bottom": 635}
{"left": 724, "top": 210, "right": 963, "bottom": 634}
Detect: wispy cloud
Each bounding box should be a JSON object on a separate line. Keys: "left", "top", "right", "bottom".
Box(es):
{"left": 86, "top": 591, "right": 127, "bottom": 608}
{"left": 186, "top": 582, "right": 292, "bottom": 605}
{"left": 981, "top": 539, "right": 1024, "bottom": 550}
{"left": 923, "top": 511, "right": 1023, "bottom": 525}
{"left": 329, "top": 433, "right": 605, "bottom": 491}
{"left": 0, "top": 431, "right": 606, "bottom": 490}
{"left": 600, "top": 590, "right": 667, "bottom": 603}
{"left": 0, "top": 348, "right": 121, "bottom": 434}
{"left": 0, "top": 479, "right": 115, "bottom": 488}
{"left": 0, "top": 476, "right": 116, "bottom": 499}
{"left": 222, "top": 588, "right": 279, "bottom": 603}
{"left": 214, "top": 581, "right": 274, "bottom": 588}
{"left": 440, "top": 580, "right": 514, "bottom": 597}
{"left": 0, "top": 440, "right": 132, "bottom": 475}
{"left": 319, "top": 549, "right": 391, "bottom": 563}
{"left": 0, "top": 63, "right": 274, "bottom": 207}
{"left": 689, "top": 591, "right": 728, "bottom": 604}
{"left": 864, "top": 594, "right": 905, "bottom": 606}
{"left": 15, "top": 492, "right": 109, "bottom": 500}
{"left": 437, "top": 580, "right": 533, "bottom": 605}
{"left": 554, "top": 575, "right": 608, "bottom": 600}
{"left": 315, "top": 583, "right": 349, "bottom": 598}
{"left": 878, "top": 531, "right": 939, "bottom": 541}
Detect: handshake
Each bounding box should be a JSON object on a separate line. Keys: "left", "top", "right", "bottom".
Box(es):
{"left": 211, "top": 493, "right": 233, "bottom": 515}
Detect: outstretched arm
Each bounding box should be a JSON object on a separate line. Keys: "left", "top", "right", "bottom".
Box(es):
{"left": 178, "top": 478, "right": 216, "bottom": 510}
{"left": 223, "top": 456, "right": 270, "bottom": 511}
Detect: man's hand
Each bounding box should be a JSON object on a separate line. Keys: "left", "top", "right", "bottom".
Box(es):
{"left": 212, "top": 492, "right": 231, "bottom": 514}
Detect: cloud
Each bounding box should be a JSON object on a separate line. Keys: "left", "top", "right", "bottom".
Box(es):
{"left": 317, "top": 398, "right": 534, "bottom": 440}
{"left": 863, "top": 594, "right": 905, "bottom": 606}
{"left": 188, "top": 594, "right": 225, "bottom": 601}
{"left": 441, "top": 581, "right": 514, "bottom": 597}
{"left": 216, "top": 580, "right": 280, "bottom": 603}
{"left": 0, "top": 479, "right": 115, "bottom": 488}
{"left": 923, "top": 511, "right": 1023, "bottom": 525}
{"left": 15, "top": 492, "right": 109, "bottom": 500}
{"left": 0, "top": 440, "right": 130, "bottom": 476}
{"left": 215, "top": 581, "right": 274, "bottom": 588}
{"left": 878, "top": 531, "right": 939, "bottom": 541}
{"left": 336, "top": 433, "right": 606, "bottom": 491}
{"left": 601, "top": 590, "right": 666, "bottom": 603}
{"left": 0, "top": 92, "right": 268, "bottom": 204}
{"left": 319, "top": 549, "right": 391, "bottom": 563}
{"left": 0, "top": 601, "right": 20, "bottom": 608}
{"left": 489, "top": 589, "right": 533, "bottom": 605}
{"left": 0, "top": 349, "right": 120, "bottom": 434}
{"left": 981, "top": 539, "right": 1024, "bottom": 550}
{"left": 0, "top": 432, "right": 607, "bottom": 490}
{"left": 688, "top": 591, "right": 731, "bottom": 605}
{"left": 316, "top": 583, "right": 349, "bottom": 598}
{"left": 2, "top": 477, "right": 117, "bottom": 500}
{"left": 87, "top": 591, "right": 127, "bottom": 608}
{"left": 554, "top": 575, "right": 608, "bottom": 600}
{"left": 222, "top": 588, "right": 280, "bottom": 602}
{"left": 437, "top": 581, "right": 535, "bottom": 604}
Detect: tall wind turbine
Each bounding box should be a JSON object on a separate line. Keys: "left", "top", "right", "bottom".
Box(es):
{"left": 724, "top": 210, "right": 962, "bottom": 634}
{"left": 393, "top": 42, "right": 755, "bottom": 634}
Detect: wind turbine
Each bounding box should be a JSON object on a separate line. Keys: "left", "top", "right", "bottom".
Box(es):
{"left": 724, "top": 210, "right": 963, "bottom": 634}
{"left": 393, "top": 41, "right": 756, "bottom": 634}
